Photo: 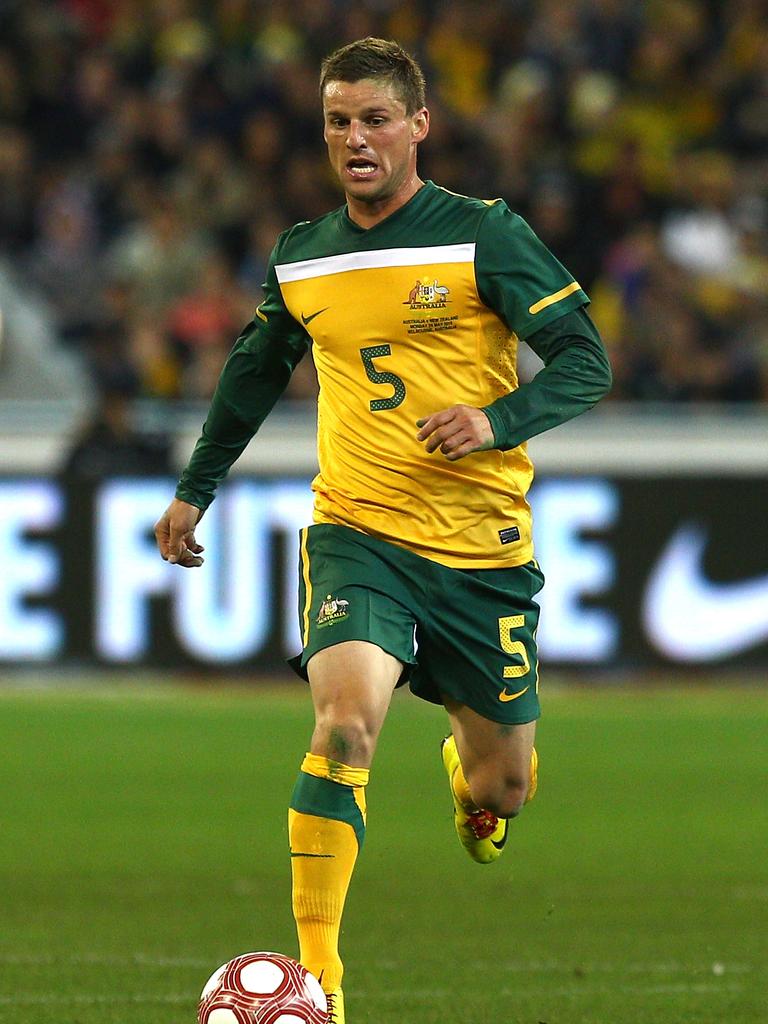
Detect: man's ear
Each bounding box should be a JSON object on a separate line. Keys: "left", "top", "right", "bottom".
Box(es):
{"left": 412, "top": 107, "right": 430, "bottom": 142}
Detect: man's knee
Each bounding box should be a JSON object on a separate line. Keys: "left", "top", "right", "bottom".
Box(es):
{"left": 312, "top": 710, "right": 377, "bottom": 765}
{"left": 307, "top": 641, "right": 401, "bottom": 766}
{"left": 467, "top": 766, "right": 530, "bottom": 819}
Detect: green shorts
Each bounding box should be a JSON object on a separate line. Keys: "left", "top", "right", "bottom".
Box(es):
{"left": 290, "top": 523, "right": 544, "bottom": 725}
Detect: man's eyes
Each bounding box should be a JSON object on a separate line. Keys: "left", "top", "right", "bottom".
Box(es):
{"left": 328, "top": 117, "right": 388, "bottom": 128}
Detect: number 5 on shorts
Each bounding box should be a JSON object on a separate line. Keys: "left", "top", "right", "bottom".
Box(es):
{"left": 498, "top": 614, "right": 530, "bottom": 679}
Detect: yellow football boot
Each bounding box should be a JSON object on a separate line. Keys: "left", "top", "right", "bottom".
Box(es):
{"left": 325, "top": 987, "right": 344, "bottom": 1024}
{"left": 441, "top": 735, "right": 537, "bottom": 864}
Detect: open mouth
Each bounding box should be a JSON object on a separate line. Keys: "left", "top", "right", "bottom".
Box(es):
{"left": 346, "top": 158, "right": 379, "bottom": 179}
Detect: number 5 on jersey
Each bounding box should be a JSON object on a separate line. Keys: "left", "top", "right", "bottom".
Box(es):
{"left": 360, "top": 344, "right": 406, "bottom": 411}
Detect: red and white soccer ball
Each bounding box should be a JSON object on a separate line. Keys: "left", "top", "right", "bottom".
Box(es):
{"left": 197, "top": 952, "right": 329, "bottom": 1024}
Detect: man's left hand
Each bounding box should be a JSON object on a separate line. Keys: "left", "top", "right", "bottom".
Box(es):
{"left": 416, "top": 405, "right": 495, "bottom": 461}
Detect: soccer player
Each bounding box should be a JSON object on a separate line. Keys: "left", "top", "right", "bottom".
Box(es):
{"left": 155, "top": 38, "right": 611, "bottom": 1024}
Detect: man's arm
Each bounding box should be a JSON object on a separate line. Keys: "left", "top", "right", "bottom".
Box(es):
{"left": 175, "top": 317, "right": 309, "bottom": 511}
{"left": 416, "top": 307, "right": 611, "bottom": 460}
{"left": 482, "top": 305, "right": 611, "bottom": 449}
{"left": 417, "top": 203, "right": 611, "bottom": 459}
{"left": 155, "top": 225, "right": 311, "bottom": 567}
{"left": 154, "top": 315, "right": 308, "bottom": 565}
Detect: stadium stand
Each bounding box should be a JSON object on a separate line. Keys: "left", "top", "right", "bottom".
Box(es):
{"left": 0, "top": 0, "right": 766, "bottom": 407}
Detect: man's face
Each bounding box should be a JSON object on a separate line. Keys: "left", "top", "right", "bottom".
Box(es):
{"left": 322, "top": 78, "right": 429, "bottom": 206}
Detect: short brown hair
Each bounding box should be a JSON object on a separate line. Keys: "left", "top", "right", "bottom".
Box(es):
{"left": 320, "top": 37, "right": 426, "bottom": 115}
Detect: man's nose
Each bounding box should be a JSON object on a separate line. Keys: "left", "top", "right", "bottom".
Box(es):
{"left": 345, "top": 121, "right": 367, "bottom": 149}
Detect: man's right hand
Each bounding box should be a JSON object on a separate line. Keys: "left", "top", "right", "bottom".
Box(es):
{"left": 154, "top": 498, "right": 205, "bottom": 567}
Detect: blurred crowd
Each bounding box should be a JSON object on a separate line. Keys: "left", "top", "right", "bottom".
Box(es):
{"left": 1, "top": 0, "right": 767, "bottom": 407}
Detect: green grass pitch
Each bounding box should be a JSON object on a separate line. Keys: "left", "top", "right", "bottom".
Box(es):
{"left": 0, "top": 679, "right": 766, "bottom": 1023}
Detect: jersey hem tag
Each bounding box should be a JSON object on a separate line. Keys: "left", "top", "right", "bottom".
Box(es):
{"left": 498, "top": 526, "right": 521, "bottom": 545}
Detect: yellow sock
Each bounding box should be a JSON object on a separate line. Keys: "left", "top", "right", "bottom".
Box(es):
{"left": 288, "top": 753, "right": 369, "bottom": 992}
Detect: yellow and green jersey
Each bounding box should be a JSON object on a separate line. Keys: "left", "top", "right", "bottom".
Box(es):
{"left": 177, "top": 181, "right": 611, "bottom": 568}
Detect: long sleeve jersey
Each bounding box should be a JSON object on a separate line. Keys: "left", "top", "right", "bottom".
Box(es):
{"left": 177, "top": 181, "right": 611, "bottom": 568}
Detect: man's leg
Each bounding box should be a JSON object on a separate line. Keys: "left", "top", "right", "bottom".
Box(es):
{"left": 441, "top": 695, "right": 537, "bottom": 863}
{"left": 445, "top": 696, "right": 536, "bottom": 815}
{"left": 289, "top": 640, "right": 401, "bottom": 1017}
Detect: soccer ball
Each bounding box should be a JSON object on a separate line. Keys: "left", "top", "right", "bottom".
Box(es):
{"left": 197, "top": 951, "right": 329, "bottom": 1024}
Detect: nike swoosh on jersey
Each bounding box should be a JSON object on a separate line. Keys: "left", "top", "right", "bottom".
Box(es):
{"left": 643, "top": 523, "right": 768, "bottom": 660}
{"left": 300, "top": 307, "right": 329, "bottom": 326}
{"left": 499, "top": 684, "right": 529, "bottom": 702}
{"left": 289, "top": 851, "right": 334, "bottom": 858}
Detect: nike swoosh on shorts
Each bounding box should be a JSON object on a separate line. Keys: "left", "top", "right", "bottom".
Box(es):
{"left": 499, "top": 685, "right": 529, "bottom": 702}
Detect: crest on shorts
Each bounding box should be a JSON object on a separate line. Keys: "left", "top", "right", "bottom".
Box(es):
{"left": 317, "top": 594, "right": 350, "bottom": 628}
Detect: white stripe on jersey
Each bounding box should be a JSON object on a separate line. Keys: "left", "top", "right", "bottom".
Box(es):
{"left": 275, "top": 243, "right": 477, "bottom": 283}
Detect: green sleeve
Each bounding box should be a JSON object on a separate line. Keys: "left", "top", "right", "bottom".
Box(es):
{"left": 175, "top": 241, "right": 309, "bottom": 510}
{"left": 475, "top": 201, "right": 590, "bottom": 338}
{"left": 482, "top": 306, "right": 612, "bottom": 451}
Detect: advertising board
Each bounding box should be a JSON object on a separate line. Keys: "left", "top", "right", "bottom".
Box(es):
{"left": 1, "top": 474, "right": 765, "bottom": 669}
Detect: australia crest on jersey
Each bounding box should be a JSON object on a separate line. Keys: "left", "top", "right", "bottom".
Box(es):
{"left": 402, "top": 276, "right": 459, "bottom": 335}
{"left": 317, "top": 593, "right": 350, "bottom": 628}
{"left": 404, "top": 278, "right": 450, "bottom": 309}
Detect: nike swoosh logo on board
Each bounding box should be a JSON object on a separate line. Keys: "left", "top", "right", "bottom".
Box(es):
{"left": 499, "top": 684, "right": 529, "bottom": 702}
{"left": 289, "top": 852, "right": 334, "bottom": 858}
{"left": 301, "top": 307, "right": 329, "bottom": 326}
{"left": 643, "top": 523, "right": 768, "bottom": 660}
